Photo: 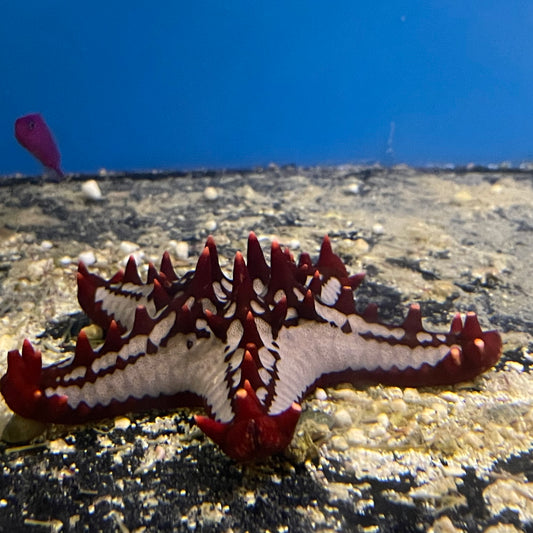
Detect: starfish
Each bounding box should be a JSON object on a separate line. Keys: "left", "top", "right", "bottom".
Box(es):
{"left": 1, "top": 233, "right": 502, "bottom": 461}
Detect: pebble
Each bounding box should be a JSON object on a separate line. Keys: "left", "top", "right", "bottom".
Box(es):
{"left": 491, "top": 182, "right": 504, "bottom": 194}
{"left": 368, "top": 424, "right": 388, "bottom": 439}
{"left": 353, "top": 238, "right": 370, "bottom": 254}
{"left": 418, "top": 408, "right": 439, "bottom": 425}
{"left": 203, "top": 186, "right": 219, "bottom": 201}
{"left": 81, "top": 179, "right": 103, "bottom": 201}
{"left": 48, "top": 438, "right": 76, "bottom": 454}
{"left": 59, "top": 256, "right": 72, "bottom": 266}
{"left": 345, "top": 428, "right": 366, "bottom": 446}
{"left": 403, "top": 388, "right": 421, "bottom": 403}
{"left": 170, "top": 241, "right": 189, "bottom": 261}
{"left": 244, "top": 491, "right": 256, "bottom": 507}
{"left": 315, "top": 388, "right": 328, "bottom": 401}
{"left": 114, "top": 417, "right": 132, "bottom": 431}
{"left": 383, "top": 387, "right": 403, "bottom": 400}
{"left": 428, "top": 515, "right": 463, "bottom": 533}
{"left": 372, "top": 223, "right": 385, "bottom": 235}
{"left": 82, "top": 324, "right": 103, "bottom": 341}
{"left": 78, "top": 250, "right": 96, "bottom": 266}
{"left": 305, "top": 421, "right": 330, "bottom": 442}
{"left": 390, "top": 398, "right": 408, "bottom": 414}
{"left": 376, "top": 413, "right": 390, "bottom": 428}
{"left": 27, "top": 259, "right": 50, "bottom": 279}
{"left": 40, "top": 240, "right": 53, "bottom": 250}
{"left": 504, "top": 361, "right": 525, "bottom": 373}
{"left": 1, "top": 415, "right": 46, "bottom": 443}
{"left": 330, "top": 388, "right": 358, "bottom": 402}
{"left": 119, "top": 241, "right": 140, "bottom": 255}
{"left": 330, "top": 435, "right": 349, "bottom": 451}
{"left": 440, "top": 391, "right": 461, "bottom": 403}
{"left": 345, "top": 183, "right": 360, "bottom": 195}
{"left": 453, "top": 190, "right": 472, "bottom": 204}
{"left": 205, "top": 219, "right": 218, "bottom": 232}
{"left": 333, "top": 409, "right": 353, "bottom": 428}
{"left": 483, "top": 479, "right": 533, "bottom": 525}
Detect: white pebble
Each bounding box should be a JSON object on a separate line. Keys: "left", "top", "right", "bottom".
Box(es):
{"left": 81, "top": 179, "right": 103, "bottom": 200}
{"left": 59, "top": 256, "right": 72, "bottom": 266}
{"left": 333, "top": 409, "right": 352, "bottom": 428}
{"left": 440, "top": 391, "right": 461, "bottom": 403}
{"left": 78, "top": 251, "right": 96, "bottom": 266}
{"left": 170, "top": 241, "right": 189, "bottom": 260}
{"left": 314, "top": 388, "right": 328, "bottom": 401}
{"left": 372, "top": 223, "right": 385, "bottom": 235}
{"left": 504, "top": 361, "right": 525, "bottom": 373}
{"left": 330, "top": 388, "right": 358, "bottom": 402}
{"left": 205, "top": 219, "right": 218, "bottom": 232}
{"left": 119, "top": 241, "right": 140, "bottom": 255}
{"left": 345, "top": 183, "right": 360, "bottom": 195}
{"left": 40, "top": 240, "right": 53, "bottom": 250}
{"left": 203, "top": 186, "right": 219, "bottom": 201}
{"left": 376, "top": 413, "right": 390, "bottom": 428}
{"left": 287, "top": 239, "right": 300, "bottom": 250}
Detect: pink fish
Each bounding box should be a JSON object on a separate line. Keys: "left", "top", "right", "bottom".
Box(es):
{"left": 15, "top": 113, "right": 64, "bottom": 178}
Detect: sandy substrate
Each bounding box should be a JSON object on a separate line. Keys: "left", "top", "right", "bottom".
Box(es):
{"left": 0, "top": 165, "right": 531, "bottom": 532}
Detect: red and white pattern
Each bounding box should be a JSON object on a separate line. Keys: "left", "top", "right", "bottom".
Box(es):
{"left": 1, "top": 233, "right": 502, "bottom": 461}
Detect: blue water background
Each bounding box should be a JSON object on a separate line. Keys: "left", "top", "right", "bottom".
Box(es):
{"left": 2, "top": 1, "right": 532, "bottom": 174}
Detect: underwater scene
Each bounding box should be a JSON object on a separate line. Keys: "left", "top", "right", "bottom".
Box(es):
{"left": 0, "top": 3, "right": 532, "bottom": 532}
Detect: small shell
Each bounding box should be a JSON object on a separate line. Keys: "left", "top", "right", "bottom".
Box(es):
{"left": 81, "top": 179, "right": 103, "bottom": 201}
{"left": 78, "top": 250, "right": 96, "bottom": 266}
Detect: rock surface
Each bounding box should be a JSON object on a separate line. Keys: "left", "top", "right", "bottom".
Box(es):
{"left": 0, "top": 165, "right": 531, "bottom": 532}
